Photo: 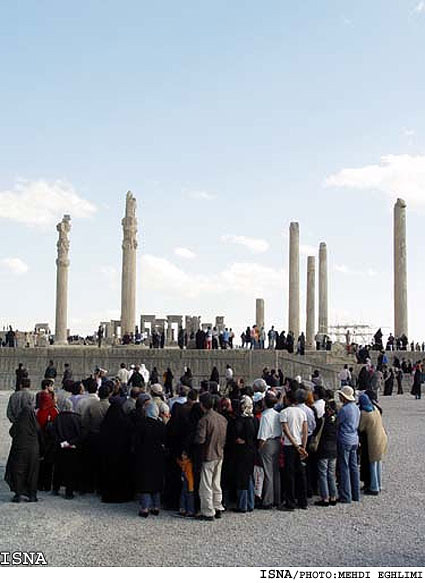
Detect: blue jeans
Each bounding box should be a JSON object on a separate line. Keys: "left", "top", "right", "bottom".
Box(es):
{"left": 179, "top": 477, "right": 195, "bottom": 514}
{"left": 369, "top": 461, "right": 382, "bottom": 492}
{"left": 317, "top": 457, "right": 337, "bottom": 500}
{"left": 237, "top": 475, "right": 255, "bottom": 511}
{"left": 139, "top": 492, "right": 160, "bottom": 510}
{"left": 338, "top": 444, "right": 360, "bottom": 503}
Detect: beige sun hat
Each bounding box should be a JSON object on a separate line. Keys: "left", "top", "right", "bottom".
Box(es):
{"left": 337, "top": 386, "right": 356, "bottom": 402}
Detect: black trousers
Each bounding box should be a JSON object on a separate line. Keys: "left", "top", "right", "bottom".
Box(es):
{"left": 53, "top": 448, "right": 80, "bottom": 495}
{"left": 283, "top": 445, "right": 307, "bottom": 508}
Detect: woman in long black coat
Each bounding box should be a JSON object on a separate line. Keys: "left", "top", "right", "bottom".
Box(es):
{"left": 383, "top": 368, "right": 394, "bottom": 396}
{"left": 134, "top": 402, "right": 166, "bottom": 517}
{"left": 49, "top": 400, "right": 82, "bottom": 499}
{"left": 5, "top": 406, "right": 40, "bottom": 503}
{"left": 99, "top": 401, "right": 135, "bottom": 503}
{"left": 411, "top": 364, "right": 422, "bottom": 399}
{"left": 234, "top": 396, "right": 258, "bottom": 512}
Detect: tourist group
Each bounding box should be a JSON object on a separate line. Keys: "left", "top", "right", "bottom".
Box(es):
{"left": 4, "top": 360, "right": 389, "bottom": 520}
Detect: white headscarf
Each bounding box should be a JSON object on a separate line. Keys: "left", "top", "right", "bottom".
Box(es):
{"left": 240, "top": 395, "right": 253, "bottom": 417}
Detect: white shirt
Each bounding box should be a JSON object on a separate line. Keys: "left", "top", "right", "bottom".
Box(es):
{"left": 140, "top": 365, "right": 150, "bottom": 384}
{"left": 225, "top": 367, "right": 233, "bottom": 381}
{"left": 339, "top": 368, "right": 351, "bottom": 382}
{"left": 117, "top": 367, "right": 130, "bottom": 384}
{"left": 297, "top": 403, "right": 316, "bottom": 436}
{"left": 313, "top": 399, "right": 326, "bottom": 419}
{"left": 257, "top": 408, "right": 281, "bottom": 441}
{"left": 280, "top": 406, "right": 307, "bottom": 446}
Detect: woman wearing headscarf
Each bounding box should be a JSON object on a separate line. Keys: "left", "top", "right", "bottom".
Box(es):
{"left": 411, "top": 362, "right": 422, "bottom": 400}
{"left": 219, "top": 397, "right": 237, "bottom": 508}
{"left": 5, "top": 405, "right": 40, "bottom": 503}
{"left": 36, "top": 391, "right": 59, "bottom": 491}
{"left": 358, "top": 394, "right": 388, "bottom": 495}
{"left": 210, "top": 366, "right": 220, "bottom": 386}
{"left": 313, "top": 399, "right": 338, "bottom": 507}
{"left": 134, "top": 402, "right": 166, "bottom": 517}
{"left": 383, "top": 368, "right": 394, "bottom": 396}
{"left": 50, "top": 400, "right": 82, "bottom": 499}
{"left": 163, "top": 367, "right": 174, "bottom": 396}
{"left": 99, "top": 401, "right": 135, "bottom": 503}
{"left": 233, "top": 396, "right": 258, "bottom": 512}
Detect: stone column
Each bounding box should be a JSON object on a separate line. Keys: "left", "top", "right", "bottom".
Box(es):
{"left": 318, "top": 242, "right": 328, "bottom": 337}
{"left": 288, "top": 222, "right": 300, "bottom": 339}
{"left": 54, "top": 215, "right": 71, "bottom": 345}
{"left": 394, "top": 198, "right": 408, "bottom": 338}
{"left": 256, "top": 298, "right": 265, "bottom": 330}
{"left": 306, "top": 256, "right": 315, "bottom": 350}
{"left": 120, "top": 191, "right": 138, "bottom": 336}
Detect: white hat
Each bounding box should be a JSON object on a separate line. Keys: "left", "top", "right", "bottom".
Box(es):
{"left": 337, "top": 386, "right": 356, "bottom": 402}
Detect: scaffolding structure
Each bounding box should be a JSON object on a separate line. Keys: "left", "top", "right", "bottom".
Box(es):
{"left": 328, "top": 324, "right": 387, "bottom": 346}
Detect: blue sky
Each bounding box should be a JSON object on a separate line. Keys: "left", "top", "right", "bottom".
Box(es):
{"left": 1, "top": 1, "right": 425, "bottom": 341}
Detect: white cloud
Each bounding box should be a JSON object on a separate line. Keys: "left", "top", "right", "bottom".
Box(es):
{"left": 325, "top": 154, "right": 425, "bottom": 207}
{"left": 413, "top": 1, "right": 425, "bottom": 14}
{"left": 221, "top": 234, "right": 269, "bottom": 254}
{"left": 334, "top": 264, "right": 377, "bottom": 277}
{"left": 184, "top": 189, "right": 216, "bottom": 201}
{"left": 1, "top": 257, "right": 29, "bottom": 275}
{"left": 0, "top": 179, "right": 97, "bottom": 228}
{"left": 403, "top": 128, "right": 415, "bottom": 137}
{"left": 174, "top": 247, "right": 197, "bottom": 260}
{"left": 140, "top": 254, "right": 282, "bottom": 299}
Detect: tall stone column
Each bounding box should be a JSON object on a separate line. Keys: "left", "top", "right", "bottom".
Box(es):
{"left": 256, "top": 298, "right": 265, "bottom": 330}
{"left": 288, "top": 222, "right": 300, "bottom": 339}
{"left": 318, "top": 242, "right": 328, "bottom": 337}
{"left": 55, "top": 215, "right": 71, "bottom": 345}
{"left": 306, "top": 256, "right": 315, "bottom": 350}
{"left": 394, "top": 198, "right": 408, "bottom": 338}
{"left": 120, "top": 191, "right": 138, "bottom": 336}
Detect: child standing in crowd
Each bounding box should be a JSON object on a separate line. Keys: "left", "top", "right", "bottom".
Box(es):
{"left": 177, "top": 451, "right": 195, "bottom": 517}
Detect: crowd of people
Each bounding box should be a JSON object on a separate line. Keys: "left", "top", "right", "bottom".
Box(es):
{"left": 345, "top": 350, "right": 424, "bottom": 399}
{"left": 4, "top": 358, "right": 394, "bottom": 520}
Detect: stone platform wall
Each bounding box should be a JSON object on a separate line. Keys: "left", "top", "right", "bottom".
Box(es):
{"left": 0, "top": 347, "right": 341, "bottom": 391}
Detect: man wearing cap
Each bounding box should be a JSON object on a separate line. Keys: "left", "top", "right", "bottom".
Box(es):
{"left": 336, "top": 386, "right": 360, "bottom": 503}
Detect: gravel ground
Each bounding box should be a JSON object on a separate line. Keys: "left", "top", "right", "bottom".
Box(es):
{"left": 0, "top": 391, "right": 424, "bottom": 567}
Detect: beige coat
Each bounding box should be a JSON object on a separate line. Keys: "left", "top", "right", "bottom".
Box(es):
{"left": 359, "top": 409, "right": 388, "bottom": 462}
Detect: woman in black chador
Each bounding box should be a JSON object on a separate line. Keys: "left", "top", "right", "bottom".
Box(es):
{"left": 134, "top": 402, "right": 166, "bottom": 517}
{"left": 99, "top": 401, "right": 135, "bottom": 503}
{"left": 234, "top": 396, "right": 258, "bottom": 512}
{"left": 5, "top": 405, "right": 40, "bottom": 503}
